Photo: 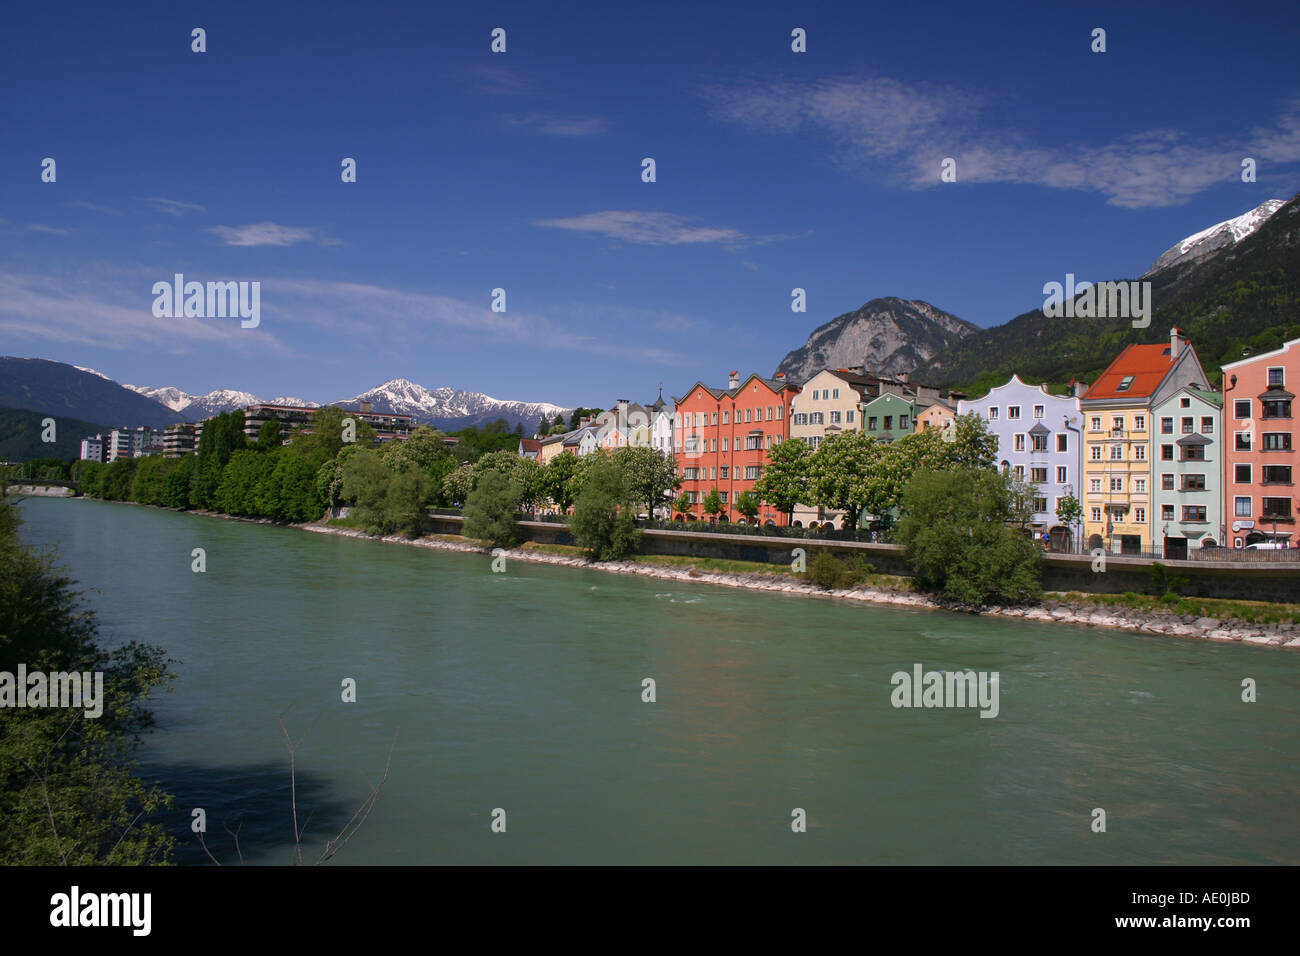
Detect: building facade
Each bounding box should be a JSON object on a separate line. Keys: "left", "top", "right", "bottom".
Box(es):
{"left": 673, "top": 371, "right": 800, "bottom": 525}
{"left": 1150, "top": 384, "right": 1223, "bottom": 557}
{"left": 79, "top": 435, "right": 104, "bottom": 462}
{"left": 1221, "top": 336, "right": 1298, "bottom": 548}
{"left": 1081, "top": 328, "right": 1209, "bottom": 554}
{"left": 958, "top": 375, "right": 1084, "bottom": 547}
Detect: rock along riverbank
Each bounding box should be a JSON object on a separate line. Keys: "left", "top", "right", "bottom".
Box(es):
{"left": 297, "top": 521, "right": 1300, "bottom": 651}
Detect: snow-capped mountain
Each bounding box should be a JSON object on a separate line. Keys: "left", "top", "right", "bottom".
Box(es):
{"left": 265, "top": 396, "right": 320, "bottom": 408}
{"left": 125, "top": 384, "right": 198, "bottom": 413}
{"left": 335, "top": 378, "right": 571, "bottom": 430}
{"left": 1144, "top": 199, "right": 1285, "bottom": 276}
{"left": 74, "top": 365, "right": 113, "bottom": 381}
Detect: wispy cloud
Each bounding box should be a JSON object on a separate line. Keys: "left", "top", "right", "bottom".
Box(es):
{"left": 210, "top": 223, "right": 339, "bottom": 247}
{"left": 0, "top": 270, "right": 291, "bottom": 355}
{"left": 27, "top": 224, "right": 71, "bottom": 235}
{"left": 536, "top": 209, "right": 806, "bottom": 248}
{"left": 65, "top": 200, "right": 121, "bottom": 216}
{"left": 139, "top": 197, "right": 207, "bottom": 216}
{"left": 702, "top": 76, "right": 1300, "bottom": 208}
{"left": 504, "top": 111, "right": 607, "bottom": 137}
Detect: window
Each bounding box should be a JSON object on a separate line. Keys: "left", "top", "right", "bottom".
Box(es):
{"left": 1181, "top": 417, "right": 1194, "bottom": 434}
{"left": 1014, "top": 465, "right": 1025, "bottom": 480}
{"left": 709, "top": 467, "right": 716, "bottom": 480}
{"left": 1110, "top": 477, "right": 1124, "bottom": 492}
{"left": 868, "top": 417, "right": 878, "bottom": 430}
{"left": 766, "top": 435, "right": 774, "bottom": 449}
{"left": 1262, "top": 497, "right": 1292, "bottom": 519}
{"left": 1008, "top": 406, "right": 1021, "bottom": 420}
{"left": 1091, "top": 507, "right": 1102, "bottom": 522}
{"left": 1235, "top": 464, "right": 1251, "bottom": 483}
{"left": 846, "top": 410, "right": 854, "bottom": 423}
{"left": 776, "top": 405, "right": 783, "bottom": 420}
{"left": 706, "top": 412, "right": 713, "bottom": 425}
{"left": 1134, "top": 445, "right": 1146, "bottom": 461}
{"left": 1201, "top": 416, "right": 1214, "bottom": 433}
{"left": 683, "top": 467, "right": 699, "bottom": 480}
{"left": 1234, "top": 400, "right": 1251, "bottom": 419}
{"left": 792, "top": 413, "right": 805, "bottom": 426}
{"left": 1180, "top": 397, "right": 1190, "bottom": 408}
{"left": 1262, "top": 398, "right": 1292, "bottom": 418}
{"left": 720, "top": 491, "right": 728, "bottom": 504}
{"left": 832, "top": 388, "right": 840, "bottom": 399}
{"left": 1161, "top": 505, "right": 1174, "bottom": 521}
{"left": 744, "top": 465, "right": 762, "bottom": 480}
{"left": 810, "top": 412, "right": 824, "bottom": 425}
{"left": 830, "top": 411, "right": 841, "bottom": 424}
{"left": 710, "top": 439, "right": 716, "bottom": 451}
{"left": 812, "top": 389, "right": 820, "bottom": 401}
{"left": 1110, "top": 444, "right": 1123, "bottom": 460}
{"left": 1112, "top": 416, "right": 1124, "bottom": 431}
{"left": 1057, "top": 434, "right": 1068, "bottom": 452}
{"left": 1134, "top": 507, "right": 1146, "bottom": 523}
{"left": 723, "top": 411, "right": 730, "bottom": 424}
{"left": 1089, "top": 479, "right": 1102, "bottom": 493}
{"left": 806, "top": 436, "right": 820, "bottom": 450}
{"left": 900, "top": 415, "right": 910, "bottom": 429}
{"left": 883, "top": 416, "right": 893, "bottom": 430}
{"left": 1235, "top": 496, "right": 1252, "bottom": 517}
{"left": 1161, "top": 417, "right": 1173, "bottom": 434}
{"left": 1014, "top": 434, "right": 1026, "bottom": 452}
{"left": 989, "top": 407, "right": 1000, "bottom": 420}
{"left": 1034, "top": 405, "right": 1044, "bottom": 419}
{"left": 1268, "top": 366, "right": 1285, "bottom": 386}
{"left": 686, "top": 491, "right": 698, "bottom": 504}
{"left": 1134, "top": 415, "right": 1146, "bottom": 431}
{"left": 1032, "top": 497, "right": 1048, "bottom": 513}
{"left": 722, "top": 438, "right": 728, "bottom": 451}
{"left": 1263, "top": 465, "right": 1293, "bottom": 483}
{"left": 1090, "top": 416, "right": 1102, "bottom": 431}
{"left": 1182, "top": 474, "right": 1206, "bottom": 491}
{"left": 1032, "top": 433, "right": 1048, "bottom": 452}
{"left": 720, "top": 466, "right": 729, "bottom": 479}
{"left": 1091, "top": 445, "right": 1102, "bottom": 460}
{"left": 1031, "top": 467, "right": 1047, "bottom": 483}
{"left": 1236, "top": 432, "right": 1252, "bottom": 451}
{"left": 1182, "top": 445, "right": 1205, "bottom": 461}
{"left": 745, "top": 435, "right": 763, "bottom": 450}
{"left": 1116, "top": 375, "right": 1135, "bottom": 392}
{"left": 1056, "top": 466, "right": 1067, "bottom": 483}
{"left": 1263, "top": 432, "right": 1293, "bottom": 451}
{"left": 1161, "top": 445, "right": 1174, "bottom": 460}
{"left": 1161, "top": 474, "right": 1174, "bottom": 490}
{"left": 767, "top": 407, "right": 774, "bottom": 421}
{"left": 745, "top": 408, "right": 752, "bottom": 423}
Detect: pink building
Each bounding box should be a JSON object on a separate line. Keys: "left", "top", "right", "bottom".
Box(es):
{"left": 1221, "top": 336, "right": 1298, "bottom": 548}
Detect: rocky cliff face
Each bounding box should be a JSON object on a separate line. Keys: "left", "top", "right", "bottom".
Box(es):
{"left": 1143, "top": 199, "right": 1285, "bottom": 277}
{"left": 773, "top": 297, "right": 979, "bottom": 383}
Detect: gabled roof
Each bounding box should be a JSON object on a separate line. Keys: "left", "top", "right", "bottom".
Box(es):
{"left": 519, "top": 438, "right": 542, "bottom": 453}
{"left": 1084, "top": 344, "right": 1180, "bottom": 400}
{"left": 1028, "top": 422, "right": 1051, "bottom": 435}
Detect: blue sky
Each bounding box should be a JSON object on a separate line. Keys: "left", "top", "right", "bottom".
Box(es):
{"left": 3, "top": 0, "right": 1299, "bottom": 408}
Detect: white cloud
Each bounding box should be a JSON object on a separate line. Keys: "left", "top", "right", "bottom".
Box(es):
{"left": 537, "top": 210, "right": 748, "bottom": 246}
{"left": 504, "top": 112, "right": 607, "bottom": 137}
{"left": 27, "top": 224, "right": 71, "bottom": 235}
{"left": 210, "top": 223, "right": 337, "bottom": 247}
{"left": 703, "top": 75, "right": 1300, "bottom": 208}
{"left": 139, "top": 197, "right": 207, "bottom": 216}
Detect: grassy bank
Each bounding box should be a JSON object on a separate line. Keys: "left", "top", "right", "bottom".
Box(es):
{"left": 1052, "top": 590, "right": 1300, "bottom": 625}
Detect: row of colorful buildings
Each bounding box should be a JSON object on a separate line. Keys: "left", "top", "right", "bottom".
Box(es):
{"left": 546, "top": 328, "right": 1297, "bottom": 555}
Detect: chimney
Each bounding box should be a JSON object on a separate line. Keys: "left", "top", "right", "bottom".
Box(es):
{"left": 897, "top": 372, "right": 909, "bottom": 384}
{"left": 774, "top": 372, "right": 785, "bottom": 379}
{"left": 728, "top": 370, "right": 740, "bottom": 389}
{"left": 1170, "top": 327, "right": 1186, "bottom": 361}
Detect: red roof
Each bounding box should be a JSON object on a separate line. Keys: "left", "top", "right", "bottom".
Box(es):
{"left": 1085, "top": 343, "right": 1177, "bottom": 400}
{"left": 519, "top": 438, "right": 543, "bottom": 452}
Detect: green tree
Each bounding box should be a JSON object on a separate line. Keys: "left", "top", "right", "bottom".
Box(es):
{"left": 540, "top": 451, "right": 582, "bottom": 513}
{"left": 753, "top": 438, "right": 811, "bottom": 522}
{"left": 896, "top": 467, "right": 1042, "bottom": 608}
{"left": 702, "top": 488, "right": 723, "bottom": 520}
{"left": 1055, "top": 493, "right": 1084, "bottom": 551}
{"left": 256, "top": 419, "right": 282, "bottom": 452}
{"left": 341, "top": 449, "right": 429, "bottom": 537}
{"left": 0, "top": 497, "right": 176, "bottom": 864}
{"left": 673, "top": 491, "right": 692, "bottom": 520}
{"left": 736, "top": 490, "right": 760, "bottom": 523}
{"left": 461, "top": 470, "right": 523, "bottom": 547}
{"left": 571, "top": 455, "right": 642, "bottom": 560}
{"left": 442, "top": 463, "right": 475, "bottom": 506}
{"left": 808, "top": 432, "right": 884, "bottom": 529}
{"left": 614, "top": 446, "right": 677, "bottom": 518}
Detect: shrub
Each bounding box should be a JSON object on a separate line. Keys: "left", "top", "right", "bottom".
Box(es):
{"left": 461, "top": 470, "right": 523, "bottom": 548}
{"left": 805, "top": 551, "right": 876, "bottom": 589}
{"left": 572, "top": 456, "right": 642, "bottom": 560}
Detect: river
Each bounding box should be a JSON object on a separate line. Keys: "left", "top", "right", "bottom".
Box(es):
{"left": 15, "top": 497, "right": 1300, "bottom": 865}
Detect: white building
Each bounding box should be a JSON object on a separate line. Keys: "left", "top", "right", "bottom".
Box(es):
{"left": 79, "top": 435, "right": 104, "bottom": 462}
{"left": 958, "top": 375, "right": 1085, "bottom": 549}
{"left": 106, "top": 429, "right": 133, "bottom": 462}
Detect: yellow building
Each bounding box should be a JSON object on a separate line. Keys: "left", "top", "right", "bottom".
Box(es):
{"left": 1080, "top": 329, "right": 1208, "bottom": 554}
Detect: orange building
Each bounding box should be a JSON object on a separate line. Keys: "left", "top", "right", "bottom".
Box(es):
{"left": 672, "top": 371, "right": 801, "bottom": 525}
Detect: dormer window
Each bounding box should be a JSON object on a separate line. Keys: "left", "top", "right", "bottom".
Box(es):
{"left": 1115, "top": 375, "right": 1135, "bottom": 392}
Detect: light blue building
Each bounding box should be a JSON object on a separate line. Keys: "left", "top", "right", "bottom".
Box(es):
{"left": 958, "top": 375, "right": 1085, "bottom": 549}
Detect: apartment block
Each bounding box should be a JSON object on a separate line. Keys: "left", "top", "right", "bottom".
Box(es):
{"left": 1150, "top": 385, "right": 1223, "bottom": 557}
